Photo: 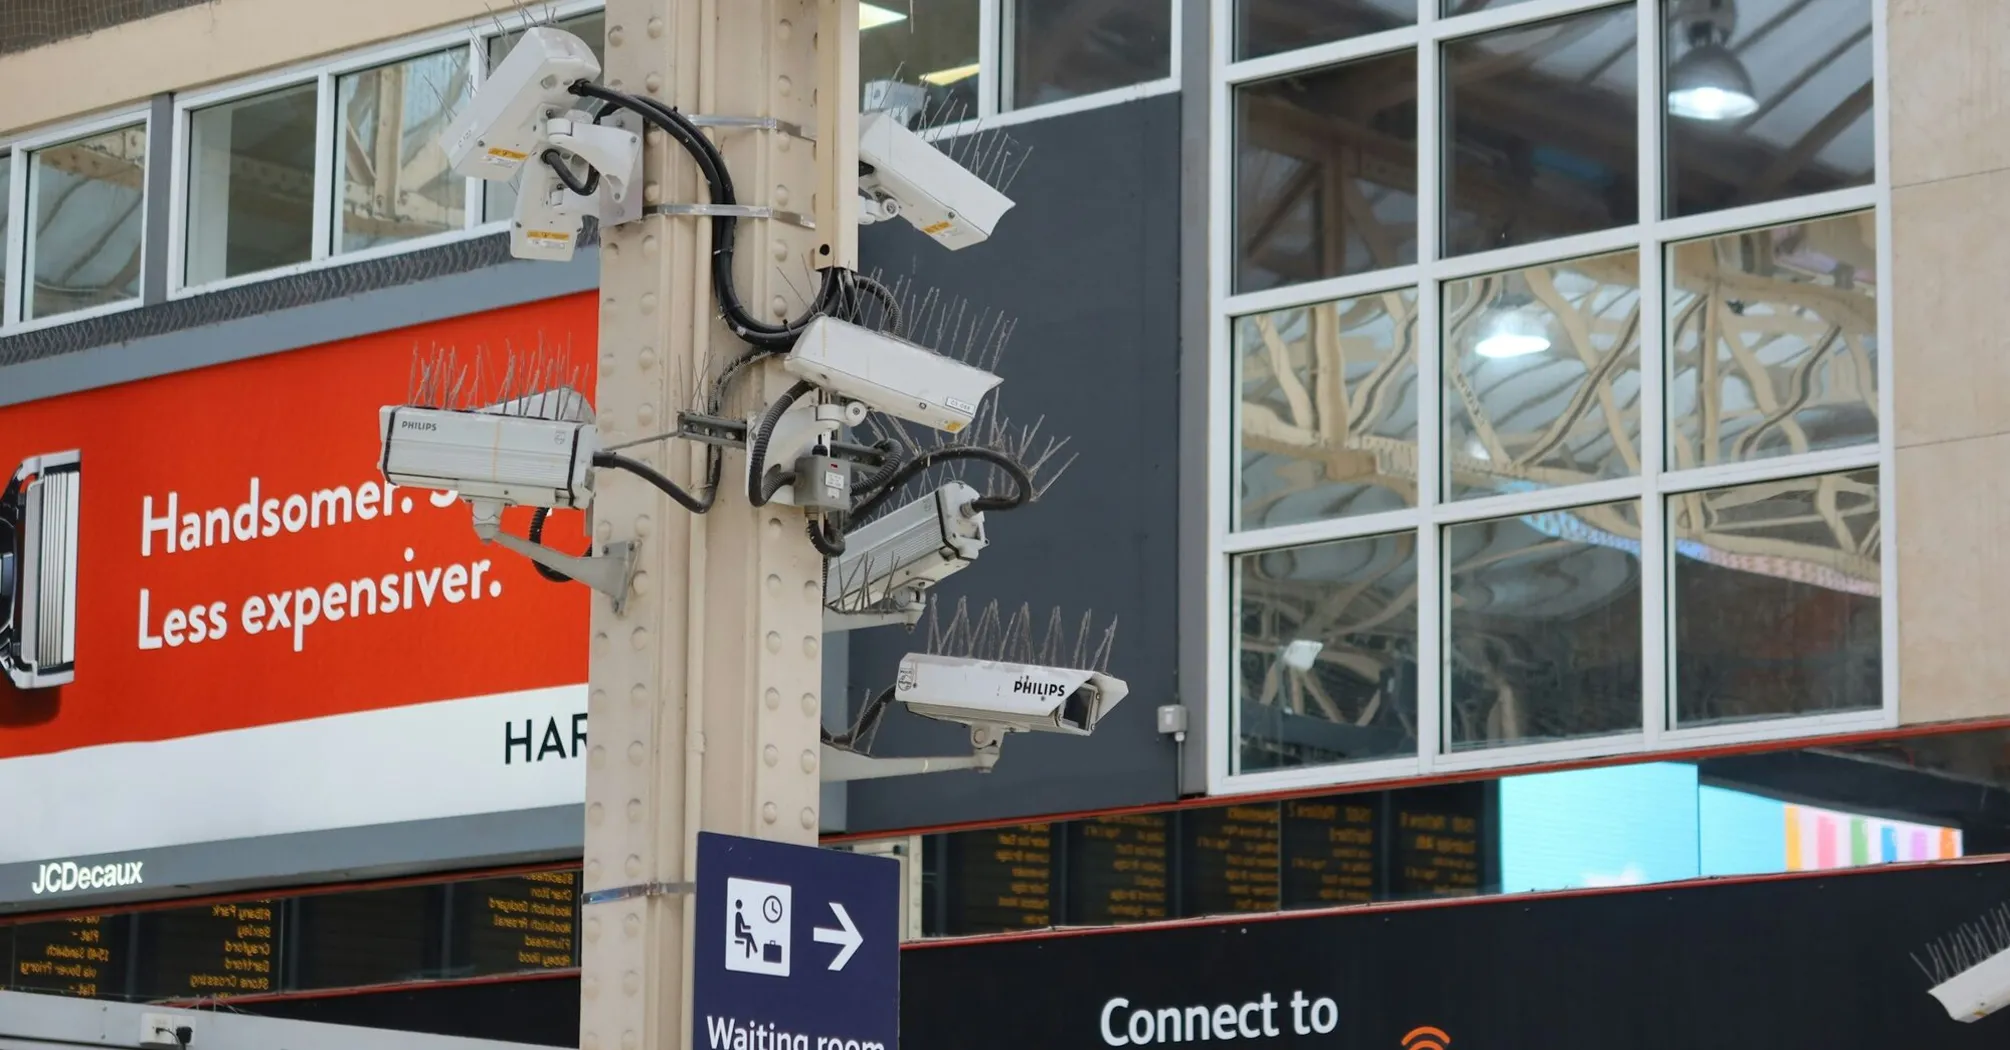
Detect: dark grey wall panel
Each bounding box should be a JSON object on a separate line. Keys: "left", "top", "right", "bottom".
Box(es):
{"left": 846, "top": 94, "right": 1184, "bottom": 831}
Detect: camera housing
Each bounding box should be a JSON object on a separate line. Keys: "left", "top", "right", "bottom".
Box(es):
{"left": 894, "top": 653, "right": 1127, "bottom": 737}
{"left": 378, "top": 404, "right": 598, "bottom": 510}
{"left": 442, "top": 26, "right": 602, "bottom": 182}
{"left": 857, "top": 109, "right": 1015, "bottom": 250}
{"left": 1, "top": 451, "right": 81, "bottom": 690}
{"left": 826, "top": 482, "right": 987, "bottom": 611}
{"left": 783, "top": 316, "right": 1001, "bottom": 434}
{"left": 1930, "top": 946, "right": 2010, "bottom": 1022}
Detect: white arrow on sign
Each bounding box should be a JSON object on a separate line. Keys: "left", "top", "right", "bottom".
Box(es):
{"left": 812, "top": 902, "right": 863, "bottom": 971}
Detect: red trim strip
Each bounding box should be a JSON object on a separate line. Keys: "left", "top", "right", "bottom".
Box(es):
{"left": 821, "top": 714, "right": 2010, "bottom": 843}
{"left": 901, "top": 852, "right": 2010, "bottom": 949}
{"left": 150, "top": 967, "right": 581, "bottom": 1008}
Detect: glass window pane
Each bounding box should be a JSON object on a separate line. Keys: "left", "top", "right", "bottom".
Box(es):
{"left": 1444, "top": 250, "right": 1641, "bottom": 501}
{"left": 336, "top": 48, "right": 472, "bottom": 255}
{"left": 1664, "top": 0, "right": 1872, "bottom": 218}
{"left": 25, "top": 125, "right": 145, "bottom": 322}
{"left": 1236, "top": 532, "right": 1420, "bottom": 773}
{"left": 1236, "top": 289, "right": 1419, "bottom": 529}
{"left": 1444, "top": 5, "right": 1638, "bottom": 257}
{"left": 1442, "top": 0, "right": 1542, "bottom": 13}
{"left": 1010, "top": 0, "right": 1171, "bottom": 110}
{"left": 1236, "top": 0, "right": 1415, "bottom": 61}
{"left": 1234, "top": 51, "right": 1418, "bottom": 293}
{"left": 486, "top": 16, "right": 604, "bottom": 223}
{"left": 860, "top": 0, "right": 981, "bottom": 129}
{"left": 1446, "top": 501, "right": 1642, "bottom": 751}
{"left": 1667, "top": 213, "right": 1878, "bottom": 470}
{"left": 0, "top": 157, "right": 10, "bottom": 314}
{"left": 185, "top": 84, "right": 317, "bottom": 287}
{"left": 1672, "top": 469, "right": 1881, "bottom": 727}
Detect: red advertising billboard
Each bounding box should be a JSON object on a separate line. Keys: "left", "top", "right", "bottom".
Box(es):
{"left": 0, "top": 294, "right": 597, "bottom": 863}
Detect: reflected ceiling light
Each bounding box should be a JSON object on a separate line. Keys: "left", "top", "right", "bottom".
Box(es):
{"left": 1475, "top": 307, "right": 1551, "bottom": 359}
{"left": 1667, "top": 0, "right": 1758, "bottom": 121}
{"left": 919, "top": 63, "right": 980, "bottom": 86}
{"left": 860, "top": 3, "right": 909, "bottom": 29}
{"left": 1279, "top": 639, "right": 1324, "bottom": 672}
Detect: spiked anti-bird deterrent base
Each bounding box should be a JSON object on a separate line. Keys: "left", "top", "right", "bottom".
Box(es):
{"left": 1915, "top": 900, "right": 2010, "bottom": 1021}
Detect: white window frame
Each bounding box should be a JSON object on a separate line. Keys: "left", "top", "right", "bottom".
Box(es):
{"left": 0, "top": 105, "right": 155, "bottom": 335}
{"left": 1205, "top": 0, "right": 1895, "bottom": 795}
{"left": 918, "top": 0, "right": 1181, "bottom": 140}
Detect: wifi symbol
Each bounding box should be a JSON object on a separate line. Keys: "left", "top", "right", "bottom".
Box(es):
{"left": 1401, "top": 1026, "right": 1450, "bottom": 1050}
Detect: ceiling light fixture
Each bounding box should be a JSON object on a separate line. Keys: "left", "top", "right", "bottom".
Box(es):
{"left": 860, "top": 3, "right": 908, "bottom": 30}
{"left": 1475, "top": 305, "right": 1551, "bottom": 359}
{"left": 919, "top": 63, "right": 980, "bottom": 86}
{"left": 1279, "top": 639, "right": 1324, "bottom": 673}
{"left": 1667, "top": 0, "right": 1758, "bottom": 121}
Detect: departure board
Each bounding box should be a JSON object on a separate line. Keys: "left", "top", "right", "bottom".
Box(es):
{"left": 1182, "top": 803, "right": 1280, "bottom": 916}
{"left": 293, "top": 885, "right": 438, "bottom": 989}
{"left": 944, "top": 824, "right": 1053, "bottom": 934}
{"left": 455, "top": 871, "right": 580, "bottom": 976}
{"left": 11, "top": 915, "right": 127, "bottom": 999}
{"left": 137, "top": 900, "right": 280, "bottom": 999}
{"left": 1065, "top": 814, "right": 1171, "bottom": 925}
{"left": 1281, "top": 796, "right": 1379, "bottom": 907}
{"left": 1391, "top": 786, "right": 1485, "bottom": 898}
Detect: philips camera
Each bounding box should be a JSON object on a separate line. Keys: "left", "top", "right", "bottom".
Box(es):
{"left": 827, "top": 482, "right": 987, "bottom": 611}
{"left": 783, "top": 316, "right": 1001, "bottom": 434}
{"left": 1, "top": 451, "right": 80, "bottom": 690}
{"left": 378, "top": 392, "right": 599, "bottom": 510}
{"left": 895, "top": 653, "right": 1127, "bottom": 737}
{"left": 443, "top": 27, "right": 602, "bottom": 181}
{"left": 857, "top": 109, "right": 1016, "bottom": 250}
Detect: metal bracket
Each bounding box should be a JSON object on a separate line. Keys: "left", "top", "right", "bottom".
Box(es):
{"left": 685, "top": 114, "right": 814, "bottom": 142}
{"left": 468, "top": 500, "right": 640, "bottom": 615}
{"left": 822, "top": 602, "right": 926, "bottom": 634}
{"left": 581, "top": 880, "right": 696, "bottom": 906}
{"left": 647, "top": 202, "right": 815, "bottom": 229}
{"left": 819, "top": 745, "right": 997, "bottom": 783}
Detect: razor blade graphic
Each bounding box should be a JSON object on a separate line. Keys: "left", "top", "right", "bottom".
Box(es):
{"left": 1, "top": 451, "right": 81, "bottom": 690}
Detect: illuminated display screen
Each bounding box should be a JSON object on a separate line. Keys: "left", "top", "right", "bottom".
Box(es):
{"left": 943, "top": 824, "right": 1053, "bottom": 934}
{"left": 1065, "top": 814, "right": 1171, "bottom": 924}
{"left": 136, "top": 900, "right": 280, "bottom": 1000}
{"left": 1280, "top": 796, "right": 1378, "bottom": 908}
{"left": 10, "top": 915, "right": 128, "bottom": 1000}
{"left": 1181, "top": 804, "right": 1281, "bottom": 915}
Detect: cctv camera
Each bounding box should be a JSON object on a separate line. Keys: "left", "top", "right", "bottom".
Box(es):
{"left": 857, "top": 109, "right": 1015, "bottom": 250}
{"left": 443, "top": 26, "right": 602, "bottom": 182}
{"left": 0, "top": 451, "right": 80, "bottom": 690}
{"left": 894, "top": 653, "right": 1127, "bottom": 737}
{"left": 827, "top": 482, "right": 986, "bottom": 610}
{"left": 783, "top": 316, "right": 1001, "bottom": 434}
{"left": 1930, "top": 943, "right": 2010, "bottom": 1022}
{"left": 378, "top": 401, "right": 598, "bottom": 510}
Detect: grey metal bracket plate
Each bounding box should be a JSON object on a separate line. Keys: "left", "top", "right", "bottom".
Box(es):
{"left": 646, "top": 202, "right": 815, "bottom": 229}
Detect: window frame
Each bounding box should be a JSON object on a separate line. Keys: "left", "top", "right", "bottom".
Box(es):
{"left": 1205, "top": 0, "right": 1896, "bottom": 794}
{"left": 1, "top": 105, "right": 155, "bottom": 334}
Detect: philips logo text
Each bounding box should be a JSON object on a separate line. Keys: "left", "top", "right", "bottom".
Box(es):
{"left": 1013, "top": 679, "right": 1069, "bottom": 698}
{"left": 400, "top": 419, "right": 439, "bottom": 431}
{"left": 30, "top": 860, "right": 144, "bottom": 896}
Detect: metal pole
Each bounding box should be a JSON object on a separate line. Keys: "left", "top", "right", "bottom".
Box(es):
{"left": 580, "top": 2, "right": 857, "bottom": 1050}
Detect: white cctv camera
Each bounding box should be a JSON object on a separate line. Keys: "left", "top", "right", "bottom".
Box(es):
{"left": 378, "top": 397, "right": 598, "bottom": 510}
{"left": 857, "top": 109, "right": 1015, "bottom": 250}
{"left": 783, "top": 316, "right": 1001, "bottom": 434}
{"left": 443, "top": 27, "right": 602, "bottom": 181}
{"left": 827, "top": 482, "right": 987, "bottom": 610}
{"left": 0, "top": 451, "right": 80, "bottom": 690}
{"left": 895, "top": 653, "right": 1128, "bottom": 737}
{"left": 1931, "top": 946, "right": 2010, "bottom": 1022}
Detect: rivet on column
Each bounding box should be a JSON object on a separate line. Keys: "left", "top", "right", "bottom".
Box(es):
{"left": 800, "top": 692, "right": 818, "bottom": 717}
{"left": 800, "top": 807, "right": 817, "bottom": 829}
{"left": 765, "top": 631, "right": 783, "bottom": 653}
{"left": 764, "top": 744, "right": 780, "bottom": 767}
{"left": 762, "top": 802, "right": 779, "bottom": 824}
{"left": 765, "top": 687, "right": 783, "bottom": 710}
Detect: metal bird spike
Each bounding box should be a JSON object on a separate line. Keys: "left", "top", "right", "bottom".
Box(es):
{"left": 1916, "top": 902, "right": 2010, "bottom": 985}
{"left": 922, "top": 598, "right": 1118, "bottom": 672}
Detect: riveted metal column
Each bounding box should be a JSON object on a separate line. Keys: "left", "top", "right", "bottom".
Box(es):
{"left": 580, "top": 2, "right": 855, "bottom": 1050}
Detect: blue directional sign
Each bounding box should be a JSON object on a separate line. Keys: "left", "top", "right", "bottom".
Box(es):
{"left": 694, "top": 831, "right": 900, "bottom": 1050}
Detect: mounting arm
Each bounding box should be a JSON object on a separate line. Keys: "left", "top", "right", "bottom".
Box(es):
{"left": 818, "top": 725, "right": 1003, "bottom": 782}
{"left": 468, "top": 499, "right": 639, "bottom": 614}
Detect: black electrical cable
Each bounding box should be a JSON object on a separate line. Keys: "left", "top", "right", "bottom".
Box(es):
{"left": 851, "top": 439, "right": 906, "bottom": 496}
{"left": 525, "top": 507, "right": 581, "bottom": 584}
{"left": 837, "top": 272, "right": 903, "bottom": 336}
{"left": 806, "top": 515, "right": 846, "bottom": 557}
{"left": 746, "top": 380, "right": 818, "bottom": 508}
{"left": 568, "top": 81, "right": 843, "bottom": 350}
{"left": 593, "top": 450, "right": 713, "bottom": 514}
{"left": 541, "top": 148, "right": 600, "bottom": 196}
{"left": 823, "top": 685, "right": 896, "bottom": 751}
{"left": 851, "top": 446, "right": 1035, "bottom": 523}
